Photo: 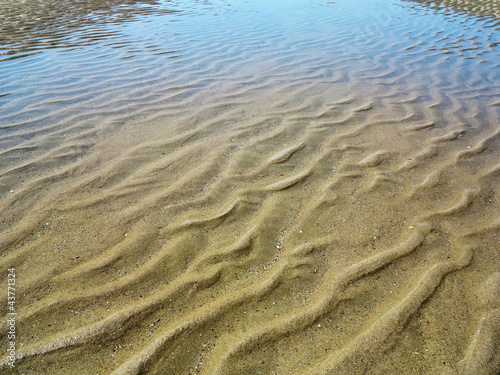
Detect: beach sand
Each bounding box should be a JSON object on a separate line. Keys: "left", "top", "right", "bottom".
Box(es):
{"left": 0, "top": 0, "right": 499, "bottom": 374}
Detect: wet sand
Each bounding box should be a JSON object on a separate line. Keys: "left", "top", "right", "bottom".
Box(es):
{"left": 0, "top": 0, "right": 499, "bottom": 374}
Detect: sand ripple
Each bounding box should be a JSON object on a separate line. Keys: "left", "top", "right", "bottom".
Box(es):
{"left": 0, "top": 0, "right": 499, "bottom": 373}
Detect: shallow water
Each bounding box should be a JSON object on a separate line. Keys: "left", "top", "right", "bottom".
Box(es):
{"left": 1, "top": 0, "right": 500, "bottom": 374}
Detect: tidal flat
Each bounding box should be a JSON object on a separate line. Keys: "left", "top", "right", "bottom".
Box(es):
{"left": 0, "top": 0, "right": 499, "bottom": 373}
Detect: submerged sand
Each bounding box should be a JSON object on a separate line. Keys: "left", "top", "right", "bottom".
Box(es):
{"left": 0, "top": 0, "right": 499, "bottom": 374}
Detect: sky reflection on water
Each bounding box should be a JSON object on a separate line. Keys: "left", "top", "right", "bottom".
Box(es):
{"left": 0, "top": 0, "right": 499, "bottom": 132}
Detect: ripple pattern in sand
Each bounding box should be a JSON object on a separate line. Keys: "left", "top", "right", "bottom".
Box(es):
{"left": 1, "top": 0, "right": 500, "bottom": 374}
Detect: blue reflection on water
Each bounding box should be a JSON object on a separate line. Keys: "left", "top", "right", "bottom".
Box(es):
{"left": 0, "top": 0, "right": 499, "bottom": 129}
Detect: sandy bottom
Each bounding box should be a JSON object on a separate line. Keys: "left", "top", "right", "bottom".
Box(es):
{"left": 0, "top": 0, "right": 499, "bottom": 374}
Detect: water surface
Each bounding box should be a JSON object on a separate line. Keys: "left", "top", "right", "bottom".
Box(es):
{"left": 1, "top": 0, "right": 499, "bottom": 374}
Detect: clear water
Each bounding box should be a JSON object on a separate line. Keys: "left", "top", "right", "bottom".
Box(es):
{"left": 0, "top": 1, "right": 499, "bottom": 374}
